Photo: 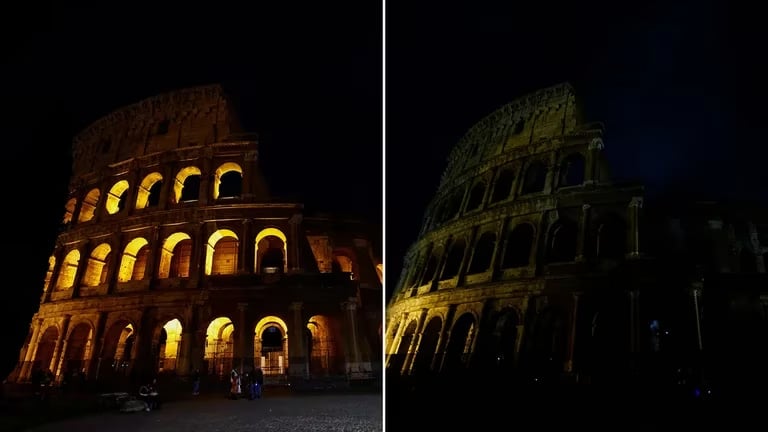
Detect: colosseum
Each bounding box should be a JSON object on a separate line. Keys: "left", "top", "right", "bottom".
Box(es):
{"left": 385, "top": 82, "right": 662, "bottom": 386}
{"left": 6, "top": 84, "right": 383, "bottom": 388}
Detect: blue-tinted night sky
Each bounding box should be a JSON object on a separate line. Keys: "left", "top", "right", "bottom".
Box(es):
{"left": 385, "top": 1, "right": 768, "bottom": 299}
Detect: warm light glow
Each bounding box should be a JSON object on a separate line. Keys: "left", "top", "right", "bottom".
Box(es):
{"left": 205, "top": 229, "right": 239, "bottom": 275}
{"left": 118, "top": 237, "right": 149, "bottom": 282}
{"left": 63, "top": 198, "right": 76, "bottom": 224}
{"left": 56, "top": 249, "right": 80, "bottom": 290}
{"left": 205, "top": 317, "right": 234, "bottom": 366}
{"left": 334, "top": 255, "right": 353, "bottom": 273}
{"left": 105, "top": 180, "right": 130, "bottom": 214}
{"left": 376, "top": 263, "right": 383, "bottom": 284}
{"left": 78, "top": 188, "right": 100, "bottom": 222}
{"left": 212, "top": 162, "right": 243, "bottom": 200}
{"left": 253, "top": 316, "right": 289, "bottom": 374}
{"left": 83, "top": 243, "right": 112, "bottom": 286}
{"left": 254, "top": 228, "right": 288, "bottom": 273}
{"left": 43, "top": 255, "right": 56, "bottom": 292}
{"left": 135, "top": 172, "right": 163, "bottom": 209}
{"left": 162, "top": 319, "right": 182, "bottom": 364}
{"left": 173, "top": 166, "right": 202, "bottom": 203}
{"left": 158, "top": 232, "right": 192, "bottom": 278}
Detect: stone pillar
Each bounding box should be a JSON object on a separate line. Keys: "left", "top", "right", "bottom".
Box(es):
{"left": 50, "top": 315, "right": 72, "bottom": 378}
{"left": 543, "top": 153, "right": 557, "bottom": 194}
{"left": 627, "top": 197, "right": 643, "bottom": 257}
{"left": 71, "top": 242, "right": 92, "bottom": 298}
{"left": 584, "top": 137, "right": 604, "bottom": 185}
{"left": 86, "top": 312, "right": 108, "bottom": 380}
{"left": 190, "top": 222, "right": 207, "bottom": 286}
{"left": 42, "top": 248, "right": 66, "bottom": 303}
{"left": 157, "top": 163, "right": 174, "bottom": 210}
{"left": 240, "top": 220, "right": 253, "bottom": 274}
{"left": 19, "top": 318, "right": 44, "bottom": 381}
{"left": 237, "top": 303, "right": 248, "bottom": 372}
{"left": 287, "top": 302, "right": 307, "bottom": 379}
{"left": 145, "top": 226, "right": 162, "bottom": 285}
{"left": 576, "top": 204, "right": 591, "bottom": 261}
{"left": 565, "top": 292, "right": 580, "bottom": 373}
{"left": 343, "top": 298, "right": 370, "bottom": 377}
{"left": 106, "top": 233, "right": 124, "bottom": 295}
{"left": 125, "top": 166, "right": 141, "bottom": 216}
{"left": 176, "top": 304, "right": 197, "bottom": 376}
{"left": 288, "top": 214, "right": 302, "bottom": 273}
{"left": 198, "top": 157, "right": 212, "bottom": 206}
{"left": 403, "top": 309, "right": 428, "bottom": 375}
{"left": 435, "top": 305, "right": 457, "bottom": 373}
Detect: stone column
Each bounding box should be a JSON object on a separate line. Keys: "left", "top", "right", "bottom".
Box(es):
{"left": 287, "top": 302, "right": 307, "bottom": 379}
{"left": 584, "top": 137, "right": 604, "bottom": 185}
{"left": 19, "top": 318, "right": 43, "bottom": 381}
{"left": 125, "top": 166, "right": 141, "bottom": 216}
{"left": 86, "top": 312, "right": 108, "bottom": 380}
{"left": 106, "top": 233, "right": 124, "bottom": 295}
{"left": 176, "top": 304, "right": 197, "bottom": 376}
{"left": 288, "top": 214, "right": 302, "bottom": 273}
{"left": 145, "top": 226, "right": 162, "bottom": 286}
{"left": 71, "top": 242, "right": 92, "bottom": 298}
{"left": 565, "top": 292, "right": 581, "bottom": 373}
{"left": 240, "top": 220, "right": 253, "bottom": 274}
{"left": 190, "top": 222, "right": 207, "bottom": 286}
{"left": 343, "top": 298, "right": 370, "bottom": 377}
{"left": 157, "top": 163, "right": 174, "bottom": 210}
{"left": 627, "top": 197, "right": 643, "bottom": 257}
{"left": 50, "top": 315, "right": 72, "bottom": 378}
{"left": 198, "top": 157, "right": 212, "bottom": 206}
{"left": 42, "top": 248, "right": 66, "bottom": 303}
{"left": 403, "top": 309, "right": 428, "bottom": 375}
{"left": 237, "top": 303, "right": 248, "bottom": 372}
{"left": 576, "top": 204, "right": 591, "bottom": 261}
{"left": 434, "top": 305, "right": 457, "bottom": 373}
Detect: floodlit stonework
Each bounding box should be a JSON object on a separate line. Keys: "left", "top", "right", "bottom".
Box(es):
{"left": 7, "top": 85, "right": 382, "bottom": 386}
{"left": 385, "top": 83, "right": 651, "bottom": 382}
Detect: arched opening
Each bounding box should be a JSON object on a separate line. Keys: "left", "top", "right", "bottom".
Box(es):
{"left": 255, "top": 228, "right": 288, "bottom": 274}
{"left": 32, "top": 326, "right": 59, "bottom": 374}
{"left": 83, "top": 243, "right": 112, "bottom": 286}
{"left": 492, "top": 309, "right": 519, "bottom": 372}
{"left": 412, "top": 317, "right": 442, "bottom": 375}
{"left": 78, "top": 189, "right": 100, "bottom": 222}
{"left": 438, "top": 189, "right": 464, "bottom": 224}
{"left": 548, "top": 221, "right": 577, "bottom": 263}
{"left": 213, "top": 162, "right": 243, "bottom": 199}
{"left": 521, "top": 161, "right": 547, "bottom": 194}
{"left": 63, "top": 323, "right": 92, "bottom": 377}
{"left": 502, "top": 223, "right": 535, "bottom": 268}
{"left": 254, "top": 316, "right": 289, "bottom": 376}
{"left": 157, "top": 319, "right": 182, "bottom": 372}
{"left": 205, "top": 229, "right": 239, "bottom": 275}
{"left": 63, "top": 198, "right": 76, "bottom": 224}
{"left": 468, "top": 232, "right": 496, "bottom": 274}
{"left": 173, "top": 166, "right": 202, "bottom": 203}
{"left": 465, "top": 182, "right": 486, "bottom": 212}
{"left": 306, "top": 315, "right": 343, "bottom": 376}
{"left": 105, "top": 180, "right": 130, "bottom": 214}
{"left": 389, "top": 320, "right": 416, "bottom": 374}
{"left": 100, "top": 322, "right": 134, "bottom": 381}
{"left": 158, "top": 232, "right": 193, "bottom": 279}
{"left": 491, "top": 168, "right": 516, "bottom": 203}
{"left": 55, "top": 250, "right": 81, "bottom": 290}
{"left": 205, "top": 317, "right": 234, "bottom": 378}
{"left": 440, "top": 239, "right": 465, "bottom": 280}
{"left": 118, "top": 237, "right": 150, "bottom": 282}
{"left": 419, "top": 253, "right": 439, "bottom": 287}
{"left": 559, "top": 153, "right": 585, "bottom": 187}
{"left": 135, "top": 172, "right": 163, "bottom": 209}
{"left": 442, "top": 313, "right": 475, "bottom": 374}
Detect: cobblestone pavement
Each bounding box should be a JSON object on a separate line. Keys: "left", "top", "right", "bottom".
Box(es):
{"left": 25, "top": 393, "right": 382, "bottom": 432}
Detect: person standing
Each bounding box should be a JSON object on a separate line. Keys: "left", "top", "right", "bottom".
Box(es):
{"left": 192, "top": 368, "right": 201, "bottom": 396}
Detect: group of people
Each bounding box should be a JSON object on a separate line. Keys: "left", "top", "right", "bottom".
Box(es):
{"left": 229, "top": 366, "right": 264, "bottom": 400}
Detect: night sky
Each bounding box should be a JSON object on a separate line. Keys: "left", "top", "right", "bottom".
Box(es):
{"left": 385, "top": 1, "right": 768, "bottom": 300}
{"left": 2, "top": 4, "right": 381, "bottom": 378}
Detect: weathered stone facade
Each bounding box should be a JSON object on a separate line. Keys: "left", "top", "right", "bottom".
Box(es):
{"left": 7, "top": 85, "right": 382, "bottom": 386}
{"left": 385, "top": 83, "right": 656, "bottom": 383}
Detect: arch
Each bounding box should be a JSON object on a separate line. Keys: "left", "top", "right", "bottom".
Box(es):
{"left": 502, "top": 223, "right": 535, "bottom": 268}
{"left": 63, "top": 198, "right": 77, "bottom": 224}
{"left": 101, "top": 321, "right": 135, "bottom": 379}
{"left": 158, "top": 232, "right": 193, "bottom": 278}
{"left": 440, "top": 238, "right": 466, "bottom": 280}
{"left": 419, "top": 251, "right": 440, "bottom": 287}
{"left": 306, "top": 315, "right": 344, "bottom": 376}
{"left": 55, "top": 249, "right": 81, "bottom": 290}
{"left": 548, "top": 220, "right": 578, "bottom": 263}
{"left": 530, "top": 308, "right": 567, "bottom": 379}
{"left": 78, "top": 188, "right": 100, "bottom": 222}
{"left": 412, "top": 316, "right": 443, "bottom": 375}
{"left": 173, "top": 166, "right": 202, "bottom": 203}
{"left": 465, "top": 181, "right": 486, "bottom": 212}
{"left": 135, "top": 172, "right": 163, "bottom": 209}
{"left": 105, "top": 180, "right": 130, "bottom": 215}
{"left": 559, "top": 152, "right": 585, "bottom": 187}
{"left": 205, "top": 317, "right": 235, "bottom": 377}
{"left": 206, "top": 228, "right": 239, "bottom": 275}
{"left": 596, "top": 213, "right": 626, "bottom": 260}
{"left": 388, "top": 319, "right": 417, "bottom": 374}
{"left": 33, "top": 326, "right": 59, "bottom": 374}
{"left": 437, "top": 189, "right": 464, "bottom": 225}
{"left": 468, "top": 231, "right": 496, "bottom": 274}
{"left": 442, "top": 313, "right": 476, "bottom": 373}
{"left": 521, "top": 161, "right": 547, "bottom": 194}
{"left": 491, "top": 308, "right": 520, "bottom": 371}
{"left": 254, "top": 316, "right": 289, "bottom": 376}
{"left": 82, "top": 243, "right": 112, "bottom": 286}
{"left": 213, "top": 162, "right": 243, "bottom": 200}
{"left": 157, "top": 318, "right": 183, "bottom": 372}
{"left": 118, "top": 237, "right": 150, "bottom": 282}
{"left": 491, "top": 167, "right": 516, "bottom": 203}
{"left": 255, "top": 227, "right": 288, "bottom": 274}
{"left": 62, "top": 322, "right": 93, "bottom": 376}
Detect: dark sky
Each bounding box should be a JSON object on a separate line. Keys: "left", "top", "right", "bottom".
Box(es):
{"left": 2, "top": 4, "right": 381, "bottom": 377}
{"left": 385, "top": 1, "right": 768, "bottom": 300}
